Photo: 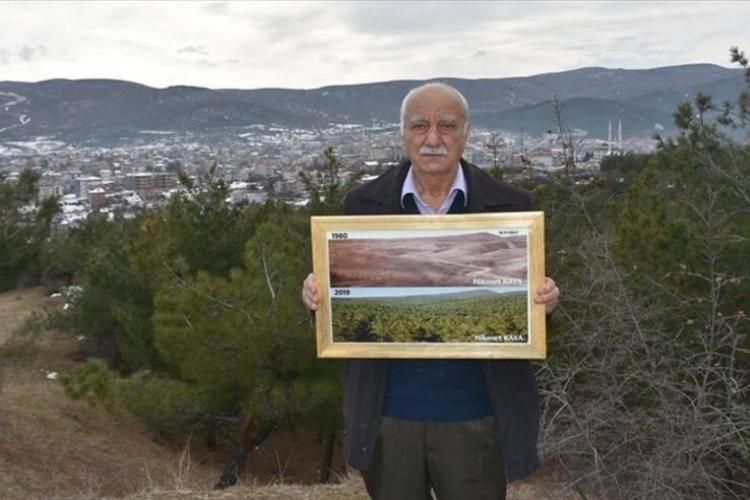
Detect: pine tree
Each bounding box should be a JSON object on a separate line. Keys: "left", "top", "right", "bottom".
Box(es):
{"left": 0, "top": 169, "right": 60, "bottom": 291}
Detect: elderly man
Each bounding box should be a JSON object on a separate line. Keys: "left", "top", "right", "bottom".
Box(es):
{"left": 302, "top": 82, "right": 560, "bottom": 500}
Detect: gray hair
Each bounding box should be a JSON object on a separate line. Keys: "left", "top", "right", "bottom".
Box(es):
{"left": 400, "top": 82, "right": 470, "bottom": 133}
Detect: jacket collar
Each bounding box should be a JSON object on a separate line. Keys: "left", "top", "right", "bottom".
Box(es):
{"left": 357, "top": 158, "right": 513, "bottom": 213}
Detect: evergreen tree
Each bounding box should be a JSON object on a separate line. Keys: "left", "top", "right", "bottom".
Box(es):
{"left": 58, "top": 149, "right": 349, "bottom": 486}
{"left": 0, "top": 169, "right": 60, "bottom": 291}
{"left": 299, "top": 146, "right": 361, "bottom": 215}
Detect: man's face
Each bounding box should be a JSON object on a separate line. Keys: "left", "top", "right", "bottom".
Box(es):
{"left": 403, "top": 87, "right": 470, "bottom": 178}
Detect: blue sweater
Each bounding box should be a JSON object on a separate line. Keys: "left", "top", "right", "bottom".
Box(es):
{"left": 382, "top": 359, "right": 492, "bottom": 421}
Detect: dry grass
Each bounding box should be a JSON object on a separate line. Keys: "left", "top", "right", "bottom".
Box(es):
{"left": 0, "top": 287, "right": 581, "bottom": 499}
{"left": 120, "top": 462, "right": 581, "bottom": 500}
{"left": 0, "top": 287, "right": 46, "bottom": 344}
{"left": 0, "top": 288, "right": 215, "bottom": 499}
{"left": 122, "top": 473, "right": 369, "bottom": 500}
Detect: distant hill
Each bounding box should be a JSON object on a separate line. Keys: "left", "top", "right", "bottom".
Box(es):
{"left": 477, "top": 96, "right": 669, "bottom": 138}
{"left": 0, "top": 64, "right": 744, "bottom": 146}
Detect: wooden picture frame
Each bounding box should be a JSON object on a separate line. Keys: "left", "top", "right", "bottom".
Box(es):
{"left": 310, "top": 212, "right": 546, "bottom": 359}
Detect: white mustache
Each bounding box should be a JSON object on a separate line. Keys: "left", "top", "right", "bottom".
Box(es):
{"left": 419, "top": 146, "right": 448, "bottom": 156}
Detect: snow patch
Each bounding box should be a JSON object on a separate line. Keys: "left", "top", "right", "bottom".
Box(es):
{"left": 2, "top": 139, "right": 66, "bottom": 154}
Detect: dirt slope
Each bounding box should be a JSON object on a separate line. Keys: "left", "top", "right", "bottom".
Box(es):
{"left": 0, "top": 288, "right": 213, "bottom": 499}
{"left": 0, "top": 287, "right": 580, "bottom": 499}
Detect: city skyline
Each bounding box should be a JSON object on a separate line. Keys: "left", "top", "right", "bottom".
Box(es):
{"left": 1, "top": 1, "right": 748, "bottom": 90}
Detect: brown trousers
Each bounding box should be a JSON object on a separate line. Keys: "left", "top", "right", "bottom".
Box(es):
{"left": 361, "top": 417, "right": 507, "bottom": 500}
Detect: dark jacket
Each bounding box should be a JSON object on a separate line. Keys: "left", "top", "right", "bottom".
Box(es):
{"left": 341, "top": 158, "right": 541, "bottom": 482}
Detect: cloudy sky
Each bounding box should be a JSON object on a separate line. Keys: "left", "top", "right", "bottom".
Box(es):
{"left": 1, "top": 1, "right": 748, "bottom": 90}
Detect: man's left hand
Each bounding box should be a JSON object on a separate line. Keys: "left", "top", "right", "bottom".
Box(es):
{"left": 534, "top": 277, "right": 560, "bottom": 315}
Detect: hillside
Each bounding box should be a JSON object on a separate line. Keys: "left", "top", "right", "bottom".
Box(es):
{"left": 0, "top": 64, "right": 743, "bottom": 146}
{"left": 0, "top": 288, "right": 581, "bottom": 499}
{"left": 0, "top": 288, "right": 211, "bottom": 498}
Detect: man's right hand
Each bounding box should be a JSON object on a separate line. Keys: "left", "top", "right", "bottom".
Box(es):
{"left": 302, "top": 273, "right": 321, "bottom": 311}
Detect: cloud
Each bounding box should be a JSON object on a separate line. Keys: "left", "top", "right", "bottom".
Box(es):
{"left": 341, "top": 1, "right": 503, "bottom": 36}
{"left": 204, "top": 2, "right": 229, "bottom": 14}
{"left": 18, "top": 44, "right": 48, "bottom": 62}
{"left": 178, "top": 45, "right": 208, "bottom": 56}
{"left": 0, "top": 1, "right": 748, "bottom": 89}
{"left": 118, "top": 40, "right": 160, "bottom": 52}
{"left": 258, "top": 8, "right": 327, "bottom": 40}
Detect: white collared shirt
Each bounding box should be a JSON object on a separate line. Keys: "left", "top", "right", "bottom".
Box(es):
{"left": 400, "top": 164, "right": 468, "bottom": 215}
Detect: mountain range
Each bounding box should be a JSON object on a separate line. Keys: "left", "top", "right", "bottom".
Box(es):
{"left": 0, "top": 64, "right": 745, "bottom": 147}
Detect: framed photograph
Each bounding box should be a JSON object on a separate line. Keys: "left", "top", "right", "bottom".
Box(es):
{"left": 310, "top": 212, "right": 546, "bottom": 359}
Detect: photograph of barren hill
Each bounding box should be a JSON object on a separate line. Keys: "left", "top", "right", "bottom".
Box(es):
{"left": 329, "top": 231, "right": 527, "bottom": 288}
